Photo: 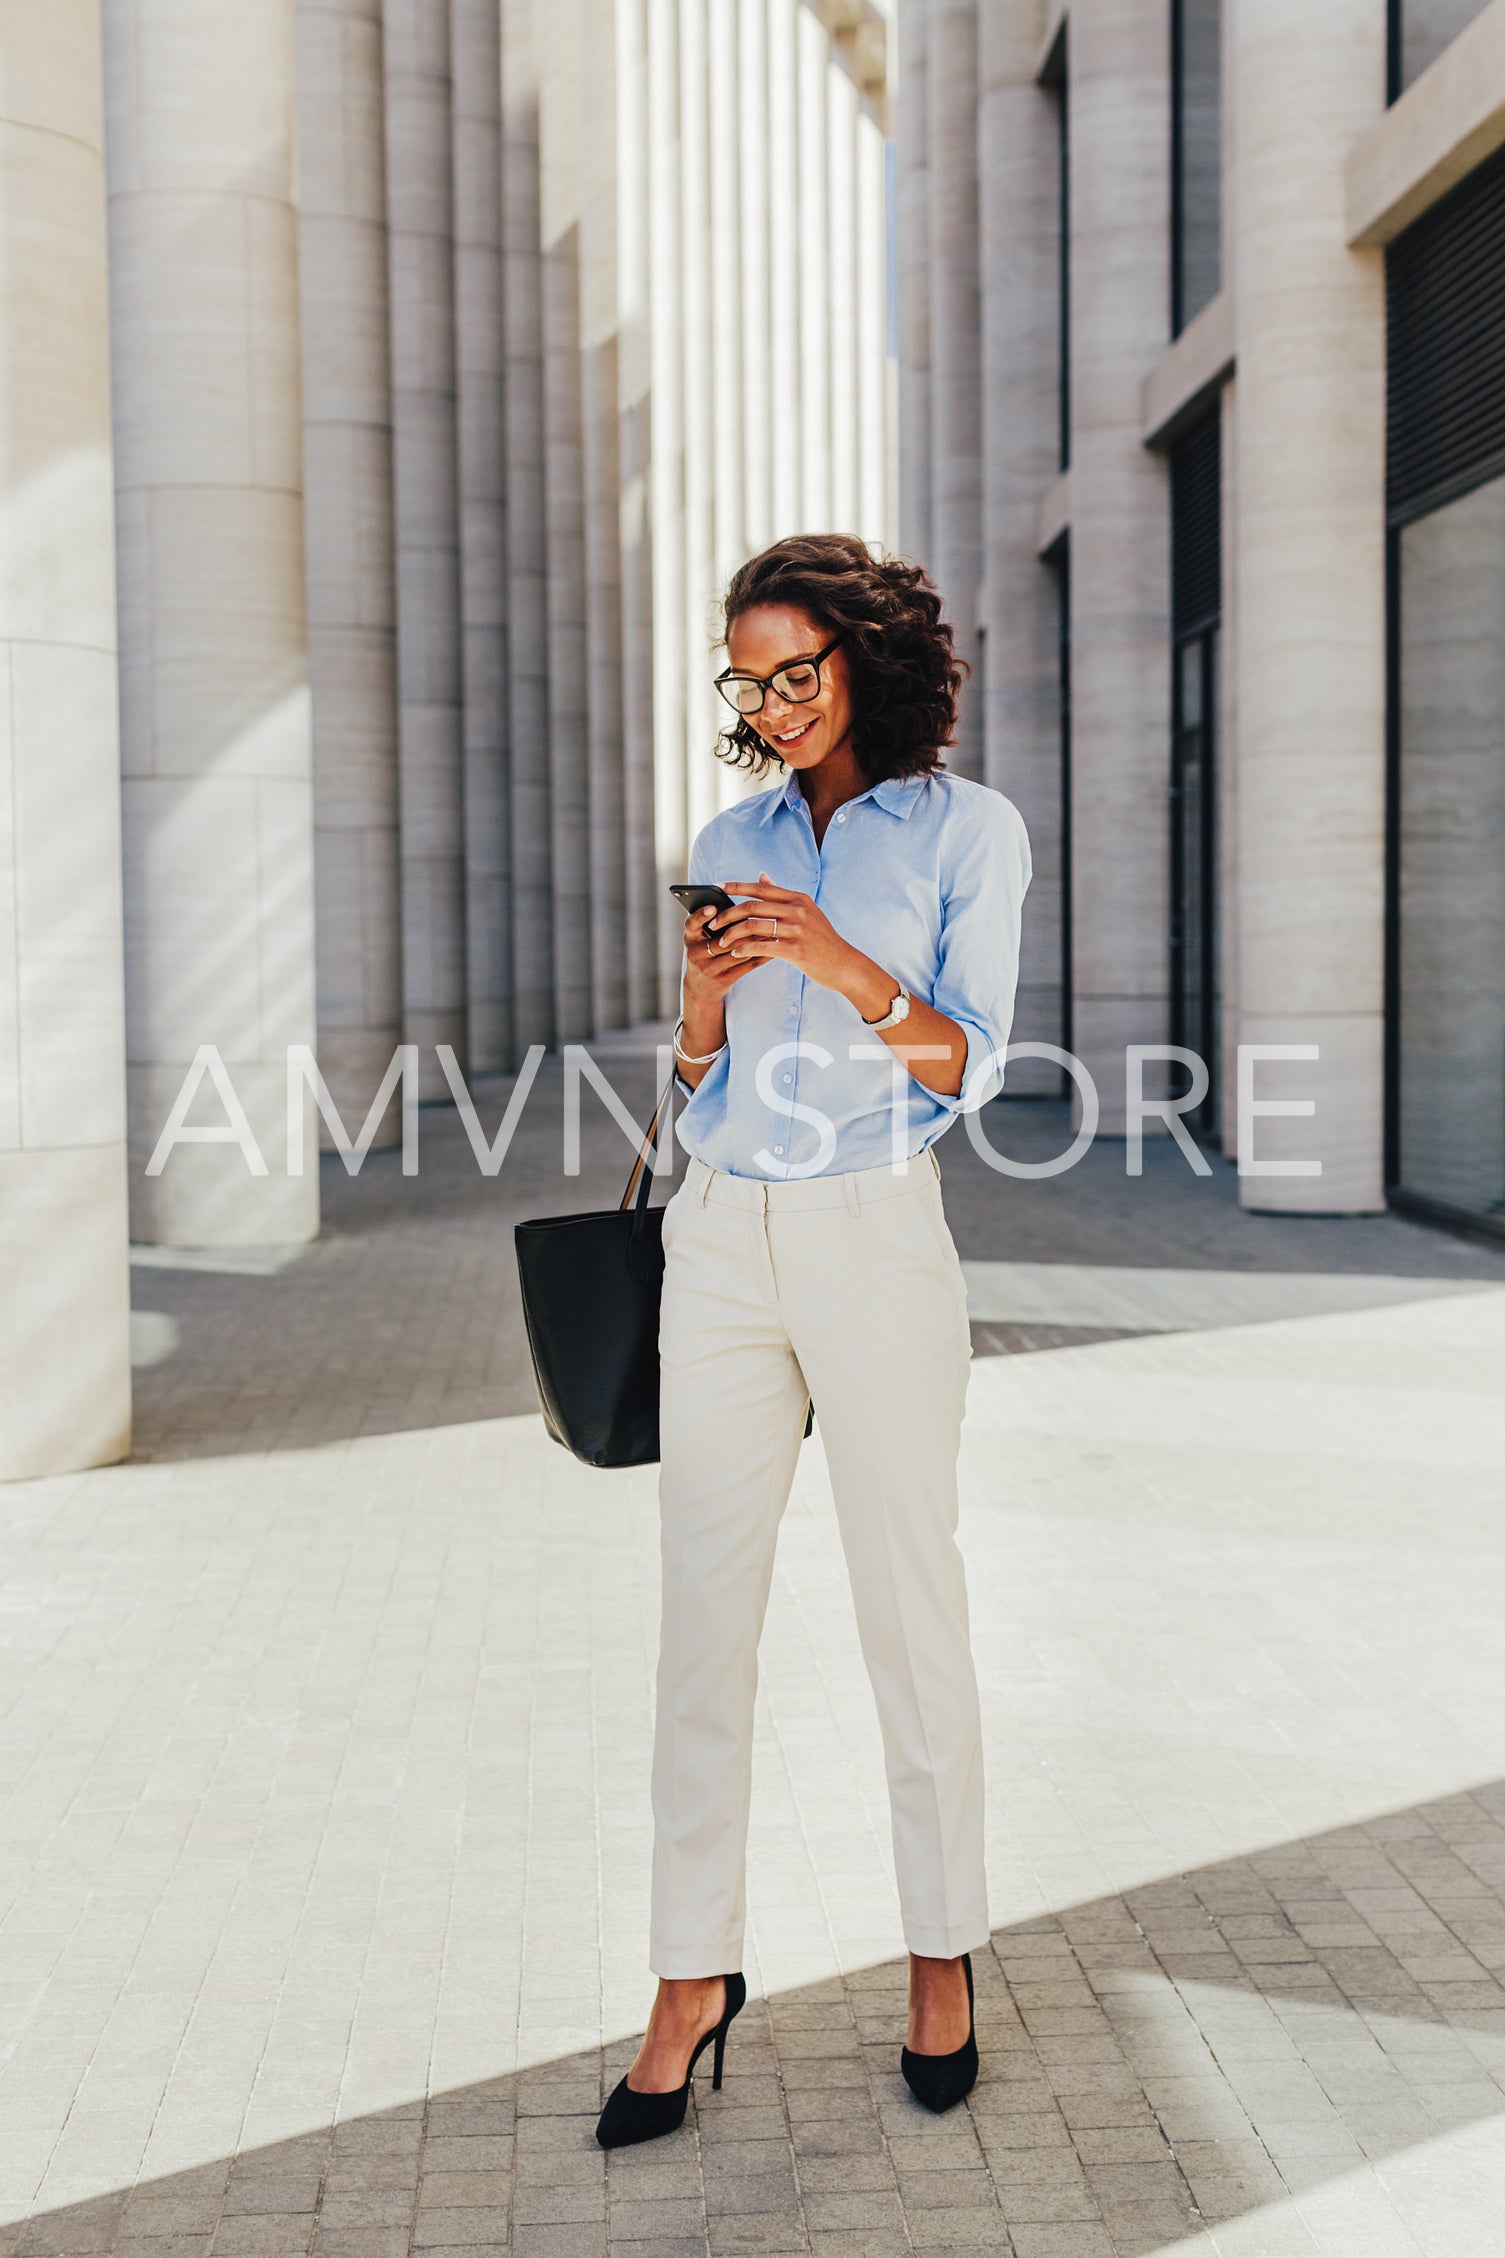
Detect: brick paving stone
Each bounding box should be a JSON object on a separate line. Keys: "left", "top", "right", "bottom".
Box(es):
{"left": 317, "top": 2190, "right": 417, "bottom": 2230}
{"left": 604, "top": 2245, "right": 704, "bottom": 2258}
{"left": 119, "top": 2193, "right": 226, "bottom": 2236}
{"left": 509, "top": 2190, "right": 597, "bottom": 2229}
{"left": 221, "top": 2179, "right": 322, "bottom": 2219}
{"left": 1008, "top": 2230, "right": 1115, "bottom": 2258}
{"left": 308, "top": 2234, "right": 411, "bottom": 2258}
{"left": 804, "top": 2237, "right": 913, "bottom": 2258}
{"left": 792, "top": 2156, "right": 895, "bottom": 2195}
{"left": 703, "top": 2221, "right": 805, "bottom": 2257}
{"left": 905, "top": 2228, "right": 1008, "bottom": 2255}
{"left": 897, "top": 2170, "right": 1002, "bottom": 2212}
{"left": 601, "top": 2196, "right": 703, "bottom": 2239}
{"left": 797, "top": 2188, "right": 904, "bottom": 2233}
{"left": 414, "top": 2250, "right": 510, "bottom": 2258}
{"left": 702, "top": 2174, "right": 800, "bottom": 2219}
{"left": 208, "top": 2223, "right": 315, "bottom": 2257}
{"left": 118, "top": 2241, "right": 218, "bottom": 2258}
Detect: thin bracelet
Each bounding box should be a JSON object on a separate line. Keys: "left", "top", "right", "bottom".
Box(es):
{"left": 673, "top": 1016, "right": 727, "bottom": 1067}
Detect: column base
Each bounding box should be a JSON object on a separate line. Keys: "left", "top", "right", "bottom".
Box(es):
{"left": 1236, "top": 1013, "right": 1385, "bottom": 1215}
{"left": 128, "top": 1062, "right": 321, "bottom": 1247}
{"left": 313, "top": 1027, "right": 406, "bottom": 1153}
{"left": 0, "top": 1146, "right": 131, "bottom": 1480}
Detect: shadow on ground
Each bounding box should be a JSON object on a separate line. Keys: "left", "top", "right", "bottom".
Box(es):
{"left": 13, "top": 1782, "right": 1505, "bottom": 2258}
{"left": 128, "top": 1054, "right": 1505, "bottom": 1465}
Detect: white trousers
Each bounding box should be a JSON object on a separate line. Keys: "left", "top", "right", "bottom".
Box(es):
{"left": 650, "top": 1149, "right": 988, "bottom": 1977}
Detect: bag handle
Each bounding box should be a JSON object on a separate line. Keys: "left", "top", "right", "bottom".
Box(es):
{"left": 619, "top": 1073, "right": 675, "bottom": 1218}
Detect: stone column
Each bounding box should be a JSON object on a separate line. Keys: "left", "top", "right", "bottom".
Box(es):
{"left": 383, "top": 0, "right": 466, "bottom": 1090}
{"left": 707, "top": 0, "right": 745, "bottom": 816}
{"left": 979, "top": 0, "right": 1065, "bottom": 1075}
{"left": 499, "top": 0, "right": 554, "bottom": 1049}
{"left": 297, "top": 0, "right": 403, "bottom": 1146}
{"left": 0, "top": 0, "right": 132, "bottom": 1476}
{"left": 738, "top": 0, "right": 774, "bottom": 554}
{"left": 1231, "top": 0, "right": 1386, "bottom": 1208}
{"left": 678, "top": 0, "right": 719, "bottom": 839}
{"left": 106, "top": 0, "right": 318, "bottom": 1244}
{"left": 709, "top": 0, "right": 746, "bottom": 590}
{"left": 452, "top": 0, "right": 514, "bottom": 1070}
{"left": 1067, "top": 0, "right": 1172, "bottom": 1133}
{"left": 765, "top": 0, "right": 802, "bottom": 545}
{"left": 896, "top": 0, "right": 932, "bottom": 562}
{"left": 855, "top": 99, "right": 889, "bottom": 545}
{"left": 616, "top": 0, "right": 659, "bottom": 1022}
{"left": 926, "top": 0, "right": 982, "bottom": 777}
{"left": 536, "top": 0, "right": 591, "bottom": 1037}
{"left": 796, "top": 5, "right": 831, "bottom": 530}
{"left": 826, "top": 61, "right": 860, "bottom": 536}
{"left": 581, "top": 0, "right": 628, "bottom": 1030}
{"left": 1218, "top": 374, "right": 1241, "bottom": 1150}
{"left": 648, "top": 0, "right": 688, "bottom": 1009}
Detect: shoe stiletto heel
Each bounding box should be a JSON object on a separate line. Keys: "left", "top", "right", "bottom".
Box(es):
{"left": 596, "top": 1973, "right": 747, "bottom": 2148}
{"left": 901, "top": 1952, "right": 978, "bottom": 2114}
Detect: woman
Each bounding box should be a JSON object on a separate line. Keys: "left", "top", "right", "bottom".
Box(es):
{"left": 596, "top": 533, "right": 1031, "bottom": 2149}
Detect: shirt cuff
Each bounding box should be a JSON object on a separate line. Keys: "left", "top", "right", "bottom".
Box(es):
{"left": 927, "top": 1016, "right": 1007, "bottom": 1116}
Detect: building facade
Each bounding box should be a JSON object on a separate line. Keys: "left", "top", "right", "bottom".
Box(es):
{"left": 900, "top": 0, "right": 1505, "bottom": 1241}
{"left": 0, "top": 0, "right": 892, "bottom": 1480}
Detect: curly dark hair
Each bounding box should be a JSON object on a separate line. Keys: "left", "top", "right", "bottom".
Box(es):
{"left": 715, "top": 533, "right": 966, "bottom": 781}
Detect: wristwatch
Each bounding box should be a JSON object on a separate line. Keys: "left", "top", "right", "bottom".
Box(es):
{"left": 864, "top": 985, "right": 911, "bottom": 1033}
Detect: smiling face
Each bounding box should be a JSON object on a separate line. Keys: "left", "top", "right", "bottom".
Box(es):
{"left": 724, "top": 603, "right": 855, "bottom": 774}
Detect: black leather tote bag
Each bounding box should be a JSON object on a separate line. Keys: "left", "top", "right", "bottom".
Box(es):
{"left": 514, "top": 1084, "right": 672, "bottom": 1469}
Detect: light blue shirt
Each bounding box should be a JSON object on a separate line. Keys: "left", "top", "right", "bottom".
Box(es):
{"left": 675, "top": 768, "right": 1032, "bottom": 1179}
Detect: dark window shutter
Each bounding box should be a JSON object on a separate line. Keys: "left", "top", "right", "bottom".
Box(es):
{"left": 1170, "top": 407, "right": 1222, "bottom": 638}
{"left": 1388, "top": 139, "right": 1505, "bottom": 525}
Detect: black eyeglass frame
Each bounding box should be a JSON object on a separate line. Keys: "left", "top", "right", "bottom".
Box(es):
{"left": 713, "top": 638, "right": 842, "bottom": 718}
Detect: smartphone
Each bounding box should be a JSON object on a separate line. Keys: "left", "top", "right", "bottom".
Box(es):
{"left": 669, "top": 882, "right": 737, "bottom": 927}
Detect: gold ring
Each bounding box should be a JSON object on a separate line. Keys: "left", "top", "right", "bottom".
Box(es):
{"left": 771, "top": 917, "right": 778, "bottom": 941}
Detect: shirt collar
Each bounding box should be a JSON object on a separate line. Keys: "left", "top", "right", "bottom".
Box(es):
{"left": 871, "top": 775, "right": 926, "bottom": 820}
{"left": 762, "top": 770, "right": 927, "bottom": 824}
{"left": 757, "top": 770, "right": 803, "bottom": 825}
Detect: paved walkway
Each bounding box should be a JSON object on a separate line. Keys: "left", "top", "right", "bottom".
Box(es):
{"left": 6, "top": 1036, "right": 1505, "bottom": 2258}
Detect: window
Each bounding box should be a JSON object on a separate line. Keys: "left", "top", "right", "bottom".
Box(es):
{"left": 1040, "top": 30, "right": 1070, "bottom": 472}
{"left": 1171, "top": 0, "right": 1221, "bottom": 335}
{"left": 1389, "top": 0, "right": 1495, "bottom": 99}
{"left": 1386, "top": 142, "right": 1505, "bottom": 1234}
{"left": 1392, "top": 484, "right": 1505, "bottom": 1225}
{"left": 1058, "top": 77, "right": 1070, "bottom": 471}
{"left": 1052, "top": 541, "right": 1072, "bottom": 1059}
{"left": 1169, "top": 409, "right": 1222, "bottom": 1137}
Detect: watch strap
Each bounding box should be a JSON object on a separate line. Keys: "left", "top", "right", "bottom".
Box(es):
{"left": 864, "top": 986, "right": 911, "bottom": 1033}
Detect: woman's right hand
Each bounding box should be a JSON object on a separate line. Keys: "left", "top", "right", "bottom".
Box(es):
{"left": 678, "top": 905, "right": 756, "bottom": 1084}
{"left": 681, "top": 905, "right": 762, "bottom": 1004}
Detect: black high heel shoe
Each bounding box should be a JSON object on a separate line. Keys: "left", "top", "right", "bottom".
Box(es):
{"left": 901, "top": 1953, "right": 977, "bottom": 2113}
{"left": 596, "top": 1973, "right": 747, "bottom": 2149}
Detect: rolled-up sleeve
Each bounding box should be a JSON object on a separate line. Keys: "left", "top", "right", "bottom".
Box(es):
{"left": 926, "top": 790, "right": 1033, "bottom": 1114}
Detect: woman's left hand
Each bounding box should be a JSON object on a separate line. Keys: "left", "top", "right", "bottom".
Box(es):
{"left": 714, "top": 871, "right": 969, "bottom": 1096}
{"left": 710, "top": 876, "right": 864, "bottom": 996}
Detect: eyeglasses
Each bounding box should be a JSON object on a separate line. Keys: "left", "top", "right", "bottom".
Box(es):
{"left": 713, "top": 639, "right": 841, "bottom": 719}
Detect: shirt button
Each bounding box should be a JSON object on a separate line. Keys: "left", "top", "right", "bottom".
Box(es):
{"left": 782, "top": 1073, "right": 792, "bottom": 1084}
{"left": 774, "top": 1145, "right": 784, "bottom": 1156}
{"left": 836, "top": 811, "right": 846, "bottom": 823}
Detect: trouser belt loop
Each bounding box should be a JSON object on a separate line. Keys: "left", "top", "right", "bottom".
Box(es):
{"left": 844, "top": 1171, "right": 861, "bottom": 1219}
{"left": 697, "top": 1162, "right": 714, "bottom": 1207}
